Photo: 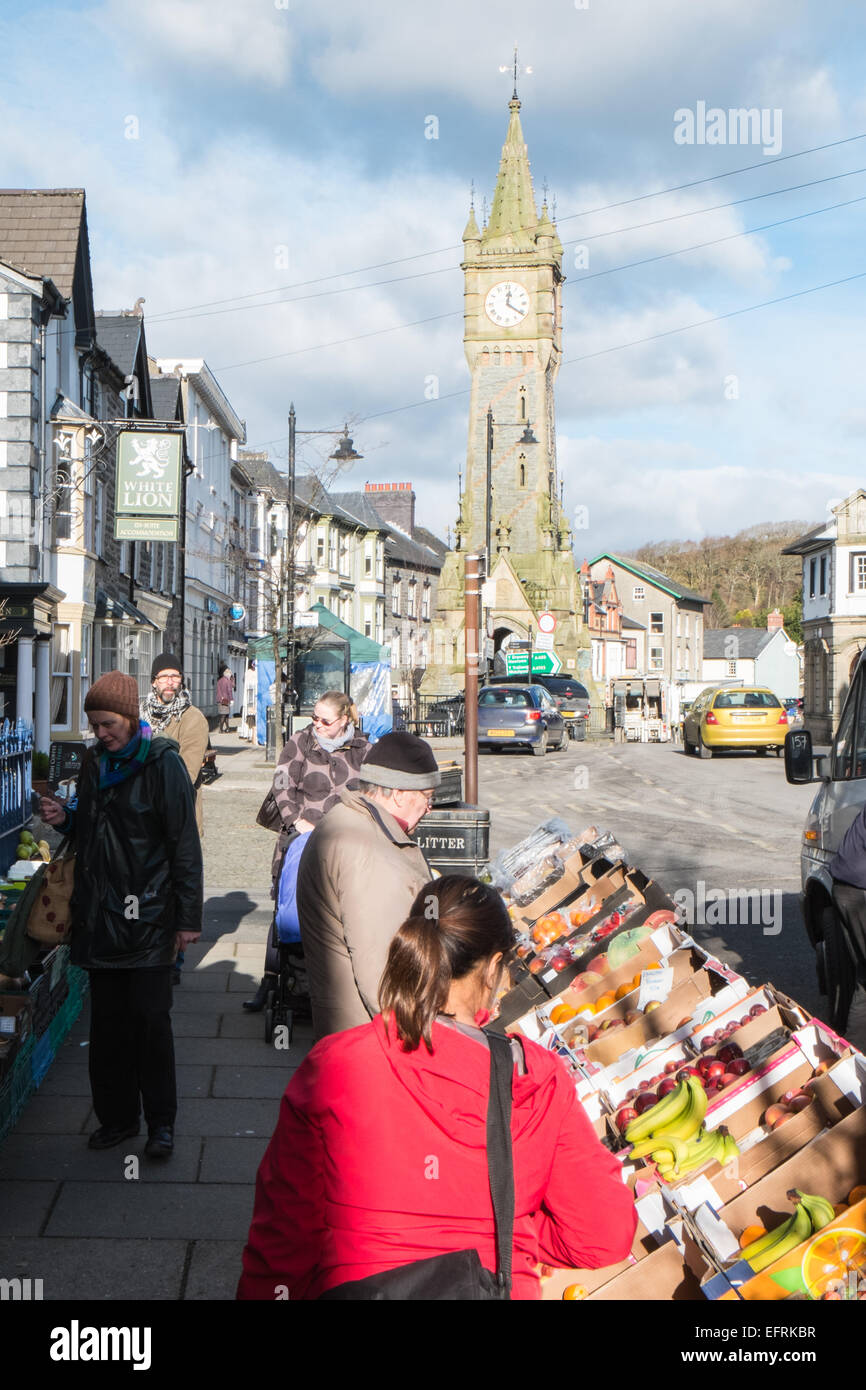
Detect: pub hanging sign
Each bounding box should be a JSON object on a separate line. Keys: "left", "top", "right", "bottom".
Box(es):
{"left": 114, "top": 431, "right": 182, "bottom": 541}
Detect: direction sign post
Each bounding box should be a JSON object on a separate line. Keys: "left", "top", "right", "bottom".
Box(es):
{"left": 530, "top": 651, "right": 562, "bottom": 676}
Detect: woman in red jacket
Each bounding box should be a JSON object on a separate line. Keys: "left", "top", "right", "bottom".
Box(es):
{"left": 237, "top": 876, "right": 637, "bottom": 1300}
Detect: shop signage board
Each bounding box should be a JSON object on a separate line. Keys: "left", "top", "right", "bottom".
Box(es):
{"left": 114, "top": 431, "right": 182, "bottom": 542}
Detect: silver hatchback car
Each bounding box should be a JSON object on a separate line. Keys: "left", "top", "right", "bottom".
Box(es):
{"left": 477, "top": 683, "right": 567, "bottom": 755}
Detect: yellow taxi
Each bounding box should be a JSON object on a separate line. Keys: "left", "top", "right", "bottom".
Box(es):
{"left": 683, "top": 686, "right": 789, "bottom": 758}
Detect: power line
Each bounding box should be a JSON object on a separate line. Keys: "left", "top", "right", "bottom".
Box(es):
{"left": 147, "top": 132, "right": 866, "bottom": 325}
{"left": 214, "top": 193, "right": 866, "bottom": 374}
{"left": 352, "top": 268, "right": 866, "bottom": 422}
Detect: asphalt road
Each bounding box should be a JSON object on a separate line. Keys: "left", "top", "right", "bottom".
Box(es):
{"left": 475, "top": 735, "right": 866, "bottom": 1050}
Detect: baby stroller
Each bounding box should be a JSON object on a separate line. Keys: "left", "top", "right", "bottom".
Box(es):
{"left": 263, "top": 830, "right": 312, "bottom": 1046}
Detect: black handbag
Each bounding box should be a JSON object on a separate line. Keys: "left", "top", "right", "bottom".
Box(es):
{"left": 255, "top": 787, "right": 283, "bottom": 833}
{"left": 320, "top": 1031, "right": 516, "bottom": 1301}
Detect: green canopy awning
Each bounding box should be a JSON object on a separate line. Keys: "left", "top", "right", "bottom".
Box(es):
{"left": 247, "top": 602, "right": 388, "bottom": 663}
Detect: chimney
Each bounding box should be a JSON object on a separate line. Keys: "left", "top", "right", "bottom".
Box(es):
{"left": 767, "top": 608, "right": 784, "bottom": 632}
{"left": 364, "top": 481, "right": 415, "bottom": 536}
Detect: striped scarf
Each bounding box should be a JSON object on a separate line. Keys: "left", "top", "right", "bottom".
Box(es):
{"left": 98, "top": 720, "right": 153, "bottom": 789}
{"left": 143, "top": 685, "right": 191, "bottom": 734}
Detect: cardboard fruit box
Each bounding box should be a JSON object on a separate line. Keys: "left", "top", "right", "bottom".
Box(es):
{"left": 690, "top": 1105, "right": 866, "bottom": 1298}
{"left": 585, "top": 1228, "right": 708, "bottom": 1301}
{"left": 511, "top": 854, "right": 625, "bottom": 933}
{"left": 539, "top": 1211, "right": 664, "bottom": 1300}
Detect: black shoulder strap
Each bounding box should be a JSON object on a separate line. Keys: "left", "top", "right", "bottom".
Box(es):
{"left": 486, "top": 1031, "right": 516, "bottom": 1297}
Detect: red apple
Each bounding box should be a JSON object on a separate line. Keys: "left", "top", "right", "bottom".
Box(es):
{"left": 643, "top": 1000, "right": 661, "bottom": 1014}
{"left": 634, "top": 1092, "right": 659, "bottom": 1115}
{"left": 749, "top": 1004, "right": 767, "bottom": 1017}
{"left": 720, "top": 1072, "right": 739, "bottom": 1088}
{"left": 678, "top": 1064, "right": 702, "bottom": 1080}
{"left": 729, "top": 1058, "right": 750, "bottom": 1077}
{"left": 657, "top": 1077, "right": 679, "bottom": 1098}
{"left": 572, "top": 970, "right": 603, "bottom": 993}
{"left": 713, "top": 1028, "right": 725, "bottom": 1040}
{"left": 788, "top": 1094, "right": 812, "bottom": 1113}
{"left": 697, "top": 1056, "right": 717, "bottom": 1078}
{"left": 700, "top": 1035, "right": 716, "bottom": 1052}
{"left": 718, "top": 1043, "right": 743, "bottom": 1064}
{"left": 615, "top": 1105, "right": 638, "bottom": 1130}
{"left": 624, "top": 1010, "right": 643, "bottom": 1025}
{"left": 587, "top": 954, "right": 609, "bottom": 976}
{"left": 664, "top": 1061, "right": 679, "bottom": 1074}
{"left": 637, "top": 1079, "right": 654, "bottom": 1092}
{"left": 625, "top": 1088, "right": 638, "bottom": 1101}
{"left": 770, "top": 1111, "right": 793, "bottom": 1130}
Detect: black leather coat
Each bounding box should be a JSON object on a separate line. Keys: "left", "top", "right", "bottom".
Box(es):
{"left": 65, "top": 736, "right": 203, "bottom": 970}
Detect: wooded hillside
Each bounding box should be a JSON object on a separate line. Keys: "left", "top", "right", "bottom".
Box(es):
{"left": 624, "top": 520, "right": 816, "bottom": 641}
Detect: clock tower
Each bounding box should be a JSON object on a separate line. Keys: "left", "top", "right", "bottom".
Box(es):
{"left": 422, "top": 90, "right": 590, "bottom": 698}
{"left": 459, "top": 92, "right": 566, "bottom": 559}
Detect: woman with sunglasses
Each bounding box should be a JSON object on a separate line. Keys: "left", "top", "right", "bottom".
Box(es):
{"left": 244, "top": 691, "right": 368, "bottom": 1011}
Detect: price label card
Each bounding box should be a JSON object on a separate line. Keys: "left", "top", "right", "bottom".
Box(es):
{"left": 636, "top": 965, "right": 674, "bottom": 1013}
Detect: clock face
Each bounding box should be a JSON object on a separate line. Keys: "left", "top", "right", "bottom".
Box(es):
{"left": 484, "top": 281, "right": 530, "bottom": 328}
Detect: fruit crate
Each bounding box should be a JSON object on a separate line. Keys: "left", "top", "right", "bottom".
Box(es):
{"left": 0, "top": 1035, "right": 34, "bottom": 1145}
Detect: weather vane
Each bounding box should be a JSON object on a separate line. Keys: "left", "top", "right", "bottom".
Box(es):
{"left": 499, "top": 45, "right": 532, "bottom": 99}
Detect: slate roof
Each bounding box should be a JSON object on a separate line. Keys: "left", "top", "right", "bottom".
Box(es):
{"left": 237, "top": 451, "right": 285, "bottom": 495}
{"left": 703, "top": 627, "right": 776, "bottom": 660}
{"left": 149, "top": 375, "right": 183, "bottom": 423}
{"left": 95, "top": 313, "right": 143, "bottom": 376}
{"left": 621, "top": 615, "right": 646, "bottom": 630}
{"left": 412, "top": 525, "right": 449, "bottom": 559}
{"left": 0, "top": 189, "right": 87, "bottom": 298}
{"left": 593, "top": 553, "right": 712, "bottom": 606}
{"left": 780, "top": 522, "right": 833, "bottom": 555}
{"left": 328, "top": 491, "right": 391, "bottom": 532}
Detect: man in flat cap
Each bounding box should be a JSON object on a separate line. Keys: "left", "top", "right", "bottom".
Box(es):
{"left": 296, "top": 732, "right": 439, "bottom": 1041}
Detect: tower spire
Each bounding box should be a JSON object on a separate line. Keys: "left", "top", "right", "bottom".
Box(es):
{"left": 482, "top": 87, "right": 538, "bottom": 251}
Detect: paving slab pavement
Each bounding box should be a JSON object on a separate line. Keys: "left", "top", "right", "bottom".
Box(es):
{"left": 0, "top": 730, "right": 305, "bottom": 1301}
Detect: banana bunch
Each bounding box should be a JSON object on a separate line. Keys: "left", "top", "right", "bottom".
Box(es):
{"left": 739, "top": 1190, "right": 835, "bottom": 1274}
{"left": 625, "top": 1077, "right": 739, "bottom": 1178}
{"left": 625, "top": 1076, "right": 707, "bottom": 1147}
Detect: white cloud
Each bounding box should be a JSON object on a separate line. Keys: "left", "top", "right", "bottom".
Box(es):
{"left": 92, "top": 0, "right": 294, "bottom": 84}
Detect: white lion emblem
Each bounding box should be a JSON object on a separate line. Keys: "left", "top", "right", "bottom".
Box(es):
{"left": 130, "top": 437, "right": 172, "bottom": 478}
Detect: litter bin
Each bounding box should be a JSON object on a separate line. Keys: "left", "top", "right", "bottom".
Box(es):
{"left": 573, "top": 715, "right": 587, "bottom": 742}
{"left": 413, "top": 803, "right": 490, "bottom": 878}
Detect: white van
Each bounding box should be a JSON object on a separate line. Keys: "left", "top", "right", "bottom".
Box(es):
{"left": 785, "top": 652, "right": 866, "bottom": 1029}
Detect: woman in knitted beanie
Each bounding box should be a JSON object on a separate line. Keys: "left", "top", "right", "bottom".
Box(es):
{"left": 40, "top": 670, "right": 203, "bottom": 1160}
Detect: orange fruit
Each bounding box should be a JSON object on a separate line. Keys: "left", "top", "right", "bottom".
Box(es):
{"left": 631, "top": 973, "right": 642, "bottom": 989}
{"left": 615, "top": 982, "right": 635, "bottom": 1001}
{"left": 848, "top": 1185, "right": 866, "bottom": 1206}
{"left": 550, "top": 1003, "right": 578, "bottom": 1025}
{"left": 562, "top": 1284, "right": 588, "bottom": 1300}
{"left": 739, "top": 1224, "right": 767, "bottom": 1249}
{"left": 593, "top": 992, "right": 616, "bottom": 1014}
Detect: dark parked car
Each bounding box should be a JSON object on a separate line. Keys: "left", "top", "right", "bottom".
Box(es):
{"left": 488, "top": 674, "right": 590, "bottom": 737}
{"left": 477, "top": 683, "right": 566, "bottom": 756}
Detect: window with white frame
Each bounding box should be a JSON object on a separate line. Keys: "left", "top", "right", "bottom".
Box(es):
{"left": 728, "top": 660, "right": 737, "bottom": 677}
{"left": 850, "top": 553, "right": 866, "bottom": 593}
{"left": 392, "top": 578, "right": 401, "bottom": 616}
{"left": 650, "top": 646, "right": 664, "bottom": 670}
{"left": 810, "top": 557, "right": 817, "bottom": 598}
{"left": 407, "top": 580, "right": 417, "bottom": 619}
{"left": 364, "top": 543, "right": 373, "bottom": 577}
{"left": 51, "top": 624, "right": 72, "bottom": 728}
{"left": 421, "top": 582, "right": 430, "bottom": 620}
{"left": 376, "top": 542, "right": 384, "bottom": 580}
{"left": 676, "top": 611, "right": 681, "bottom": 637}
{"left": 633, "top": 585, "right": 645, "bottom": 601}
{"left": 119, "top": 540, "right": 130, "bottom": 575}
{"left": 328, "top": 529, "right": 337, "bottom": 571}
{"left": 364, "top": 606, "right": 372, "bottom": 638}
{"left": 316, "top": 529, "right": 325, "bottom": 565}
{"left": 391, "top": 633, "right": 400, "bottom": 668}
{"left": 650, "top": 612, "right": 664, "bottom": 633}
{"left": 54, "top": 455, "right": 74, "bottom": 542}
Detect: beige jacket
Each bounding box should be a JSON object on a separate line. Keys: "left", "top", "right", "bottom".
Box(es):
{"left": 296, "top": 788, "right": 432, "bottom": 1042}
{"left": 158, "top": 705, "right": 210, "bottom": 833}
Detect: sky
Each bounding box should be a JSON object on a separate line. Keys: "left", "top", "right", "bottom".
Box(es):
{"left": 1, "top": 0, "right": 864, "bottom": 554}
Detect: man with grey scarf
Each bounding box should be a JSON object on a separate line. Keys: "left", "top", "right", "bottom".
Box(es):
{"left": 142, "top": 654, "right": 209, "bottom": 983}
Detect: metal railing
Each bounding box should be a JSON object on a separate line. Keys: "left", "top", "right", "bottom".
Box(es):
{"left": 393, "top": 695, "right": 465, "bottom": 738}
{"left": 0, "top": 720, "right": 33, "bottom": 870}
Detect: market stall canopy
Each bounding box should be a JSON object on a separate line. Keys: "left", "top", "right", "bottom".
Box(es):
{"left": 613, "top": 681, "right": 628, "bottom": 696}
{"left": 247, "top": 602, "right": 388, "bottom": 663}
{"left": 645, "top": 680, "right": 661, "bottom": 698}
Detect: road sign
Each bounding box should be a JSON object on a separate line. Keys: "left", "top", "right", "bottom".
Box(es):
{"left": 505, "top": 650, "right": 530, "bottom": 675}
{"left": 535, "top": 631, "right": 554, "bottom": 652}
{"left": 530, "top": 651, "right": 562, "bottom": 676}
{"left": 538, "top": 612, "right": 556, "bottom": 634}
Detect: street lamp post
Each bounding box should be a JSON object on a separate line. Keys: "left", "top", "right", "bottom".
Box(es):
{"left": 281, "top": 406, "right": 361, "bottom": 746}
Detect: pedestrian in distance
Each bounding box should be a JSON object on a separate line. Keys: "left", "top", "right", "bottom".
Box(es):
{"left": 142, "top": 652, "right": 209, "bottom": 984}
{"left": 236, "top": 875, "right": 637, "bottom": 1300}
{"left": 244, "top": 690, "right": 368, "bottom": 1012}
{"left": 216, "top": 665, "right": 234, "bottom": 734}
{"left": 295, "top": 730, "right": 439, "bottom": 1041}
{"left": 40, "top": 671, "right": 203, "bottom": 1160}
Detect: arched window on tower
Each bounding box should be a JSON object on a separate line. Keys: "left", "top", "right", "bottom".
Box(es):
{"left": 519, "top": 387, "right": 526, "bottom": 420}
{"left": 525, "top": 348, "right": 533, "bottom": 365}
{"left": 493, "top": 348, "right": 500, "bottom": 366}
{"left": 481, "top": 348, "right": 490, "bottom": 366}
{"left": 504, "top": 350, "right": 511, "bottom": 365}
{"left": 518, "top": 454, "right": 526, "bottom": 488}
